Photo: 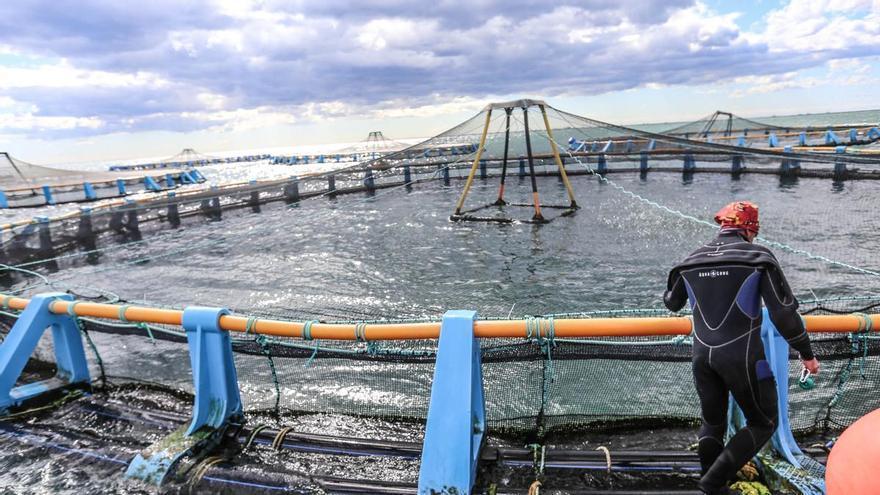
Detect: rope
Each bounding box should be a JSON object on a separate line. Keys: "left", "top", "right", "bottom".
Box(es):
{"left": 243, "top": 424, "right": 270, "bottom": 451}
{"left": 596, "top": 445, "right": 612, "bottom": 473}
{"left": 255, "top": 335, "right": 281, "bottom": 415}
{"left": 117, "top": 305, "right": 130, "bottom": 323}
{"left": 136, "top": 322, "right": 156, "bottom": 345}
{"left": 76, "top": 318, "right": 106, "bottom": 387}
{"left": 305, "top": 340, "right": 321, "bottom": 368}
{"left": 302, "top": 320, "right": 317, "bottom": 341}
{"left": 66, "top": 301, "right": 80, "bottom": 318}
{"left": 354, "top": 322, "right": 368, "bottom": 342}
{"left": 272, "top": 426, "right": 294, "bottom": 450}
{"left": 186, "top": 455, "right": 225, "bottom": 494}
{"left": 244, "top": 316, "right": 258, "bottom": 336}
{"left": 0, "top": 389, "right": 85, "bottom": 421}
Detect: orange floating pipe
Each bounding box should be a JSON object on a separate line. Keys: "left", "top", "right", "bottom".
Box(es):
{"left": 0, "top": 294, "right": 877, "bottom": 340}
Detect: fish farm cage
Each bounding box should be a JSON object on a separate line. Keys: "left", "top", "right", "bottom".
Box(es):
{"left": 0, "top": 100, "right": 879, "bottom": 494}
{"left": 0, "top": 152, "right": 206, "bottom": 209}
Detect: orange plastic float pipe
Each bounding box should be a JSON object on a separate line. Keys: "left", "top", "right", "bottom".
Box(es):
{"left": 0, "top": 294, "right": 877, "bottom": 340}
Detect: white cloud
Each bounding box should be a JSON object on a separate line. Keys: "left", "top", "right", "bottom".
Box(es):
{"left": 0, "top": 61, "right": 168, "bottom": 90}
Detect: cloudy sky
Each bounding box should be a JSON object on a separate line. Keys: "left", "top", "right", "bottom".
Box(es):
{"left": 0, "top": 0, "right": 878, "bottom": 163}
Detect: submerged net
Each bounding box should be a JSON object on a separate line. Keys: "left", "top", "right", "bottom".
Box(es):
{"left": 1, "top": 101, "right": 879, "bottom": 491}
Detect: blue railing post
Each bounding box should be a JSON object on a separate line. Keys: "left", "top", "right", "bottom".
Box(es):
{"left": 768, "top": 133, "right": 779, "bottom": 147}
{"left": 0, "top": 190, "right": 7, "bottom": 209}
{"left": 418, "top": 310, "right": 485, "bottom": 495}
{"left": 479, "top": 159, "right": 487, "bottom": 179}
{"left": 41, "top": 185, "right": 55, "bottom": 205}
{"left": 126, "top": 306, "right": 242, "bottom": 486}
{"left": 0, "top": 293, "right": 91, "bottom": 414}
{"left": 639, "top": 152, "right": 649, "bottom": 173}
{"left": 164, "top": 174, "right": 175, "bottom": 188}
{"left": 117, "top": 179, "right": 127, "bottom": 195}
{"left": 518, "top": 156, "right": 526, "bottom": 177}
{"left": 83, "top": 182, "right": 97, "bottom": 200}
{"left": 403, "top": 164, "right": 412, "bottom": 184}
{"left": 597, "top": 153, "right": 607, "bottom": 174}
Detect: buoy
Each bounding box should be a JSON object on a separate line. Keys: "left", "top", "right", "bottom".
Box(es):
{"left": 826, "top": 408, "right": 880, "bottom": 494}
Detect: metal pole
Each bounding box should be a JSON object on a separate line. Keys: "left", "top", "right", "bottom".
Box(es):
{"left": 522, "top": 107, "right": 544, "bottom": 221}
{"left": 453, "top": 108, "right": 494, "bottom": 216}
{"left": 540, "top": 105, "right": 578, "bottom": 208}
{"left": 494, "top": 108, "right": 513, "bottom": 206}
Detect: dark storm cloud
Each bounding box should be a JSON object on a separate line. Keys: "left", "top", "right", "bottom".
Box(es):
{"left": 0, "top": 0, "right": 877, "bottom": 138}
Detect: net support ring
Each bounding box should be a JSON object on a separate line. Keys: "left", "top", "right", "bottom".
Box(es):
{"left": 125, "top": 306, "right": 243, "bottom": 487}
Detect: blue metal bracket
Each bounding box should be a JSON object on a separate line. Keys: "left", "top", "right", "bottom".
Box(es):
{"left": 825, "top": 130, "right": 842, "bottom": 145}
{"left": 0, "top": 293, "right": 91, "bottom": 414}
{"left": 125, "top": 306, "right": 243, "bottom": 486}
{"left": 418, "top": 310, "right": 485, "bottom": 495}
{"left": 144, "top": 176, "right": 161, "bottom": 192}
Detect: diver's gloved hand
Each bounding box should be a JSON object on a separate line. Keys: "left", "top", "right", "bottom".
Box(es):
{"left": 802, "top": 357, "right": 820, "bottom": 375}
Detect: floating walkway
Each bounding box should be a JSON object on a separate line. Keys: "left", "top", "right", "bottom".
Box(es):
{"left": 107, "top": 148, "right": 271, "bottom": 172}
{"left": 0, "top": 293, "right": 873, "bottom": 492}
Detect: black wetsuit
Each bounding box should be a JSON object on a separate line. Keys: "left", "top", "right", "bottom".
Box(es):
{"left": 664, "top": 230, "right": 814, "bottom": 494}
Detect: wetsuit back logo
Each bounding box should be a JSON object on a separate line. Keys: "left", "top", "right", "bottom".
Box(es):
{"left": 698, "top": 269, "right": 729, "bottom": 278}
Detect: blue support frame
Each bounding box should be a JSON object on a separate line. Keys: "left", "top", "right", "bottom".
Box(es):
{"left": 125, "top": 306, "right": 243, "bottom": 486}
{"left": 418, "top": 310, "right": 485, "bottom": 495}
{"left": 0, "top": 293, "right": 91, "bottom": 414}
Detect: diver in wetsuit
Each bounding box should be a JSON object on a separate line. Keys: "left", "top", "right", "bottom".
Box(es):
{"left": 663, "top": 201, "right": 820, "bottom": 495}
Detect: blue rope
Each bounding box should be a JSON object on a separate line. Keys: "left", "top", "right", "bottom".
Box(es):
{"left": 302, "top": 320, "right": 318, "bottom": 341}
{"left": 117, "top": 305, "right": 130, "bottom": 323}
{"left": 305, "top": 340, "right": 321, "bottom": 368}
{"left": 255, "top": 335, "right": 281, "bottom": 413}
{"left": 136, "top": 322, "right": 156, "bottom": 345}
{"left": 66, "top": 301, "right": 80, "bottom": 318}
{"left": 245, "top": 316, "right": 257, "bottom": 336}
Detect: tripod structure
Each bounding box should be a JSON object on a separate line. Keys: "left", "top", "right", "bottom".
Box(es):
{"left": 451, "top": 99, "right": 579, "bottom": 223}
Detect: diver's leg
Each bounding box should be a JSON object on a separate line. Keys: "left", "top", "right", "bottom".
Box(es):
{"left": 693, "top": 354, "right": 729, "bottom": 477}
{"left": 700, "top": 343, "right": 778, "bottom": 492}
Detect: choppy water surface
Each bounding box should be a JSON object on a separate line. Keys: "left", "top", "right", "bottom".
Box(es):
{"left": 1, "top": 169, "right": 879, "bottom": 493}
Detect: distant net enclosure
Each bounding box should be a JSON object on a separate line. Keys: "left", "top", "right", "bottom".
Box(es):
{"left": 656, "top": 110, "right": 880, "bottom": 150}
{"left": 0, "top": 152, "right": 202, "bottom": 208}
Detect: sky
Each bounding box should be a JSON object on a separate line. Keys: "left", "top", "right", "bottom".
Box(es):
{"left": 0, "top": 0, "right": 878, "bottom": 164}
